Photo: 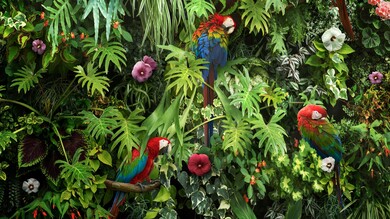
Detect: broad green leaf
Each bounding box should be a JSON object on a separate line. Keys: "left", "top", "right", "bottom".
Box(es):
{"left": 362, "top": 27, "right": 380, "bottom": 48}
{"left": 285, "top": 200, "right": 302, "bottom": 219}
{"left": 337, "top": 44, "right": 355, "bottom": 55}
{"left": 7, "top": 46, "right": 19, "bottom": 63}
{"left": 230, "top": 191, "right": 256, "bottom": 219}
{"left": 97, "top": 150, "right": 112, "bottom": 166}
{"left": 153, "top": 186, "right": 171, "bottom": 202}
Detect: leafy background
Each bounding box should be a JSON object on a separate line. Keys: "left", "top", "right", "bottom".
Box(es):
{"left": 0, "top": 0, "right": 389, "bottom": 218}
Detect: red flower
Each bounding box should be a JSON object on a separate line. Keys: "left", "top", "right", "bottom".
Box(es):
{"left": 113, "top": 21, "right": 120, "bottom": 29}
{"left": 40, "top": 12, "right": 45, "bottom": 20}
{"left": 243, "top": 194, "right": 249, "bottom": 203}
{"left": 188, "top": 154, "right": 211, "bottom": 176}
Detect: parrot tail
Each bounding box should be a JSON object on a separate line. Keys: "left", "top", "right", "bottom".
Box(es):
{"left": 334, "top": 0, "right": 354, "bottom": 40}
{"left": 203, "top": 66, "right": 216, "bottom": 147}
{"left": 109, "top": 191, "right": 126, "bottom": 219}
{"left": 335, "top": 163, "right": 344, "bottom": 209}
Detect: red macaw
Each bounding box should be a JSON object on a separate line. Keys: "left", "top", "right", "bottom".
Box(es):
{"left": 297, "top": 104, "right": 344, "bottom": 207}
{"left": 192, "top": 13, "right": 236, "bottom": 146}
{"left": 109, "top": 137, "right": 171, "bottom": 219}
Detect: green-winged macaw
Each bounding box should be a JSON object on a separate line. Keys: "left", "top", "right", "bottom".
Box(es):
{"left": 192, "top": 13, "right": 235, "bottom": 146}
{"left": 109, "top": 137, "right": 171, "bottom": 219}
{"left": 297, "top": 104, "right": 344, "bottom": 207}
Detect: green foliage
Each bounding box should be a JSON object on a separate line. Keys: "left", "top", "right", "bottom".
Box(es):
{"left": 185, "top": 0, "right": 215, "bottom": 18}
{"left": 229, "top": 66, "right": 268, "bottom": 117}
{"left": 81, "top": 0, "right": 124, "bottom": 43}
{"left": 221, "top": 117, "right": 253, "bottom": 155}
{"left": 83, "top": 38, "right": 127, "bottom": 73}
{"left": 159, "top": 45, "right": 207, "bottom": 96}
{"left": 79, "top": 107, "right": 119, "bottom": 141}
{"left": 11, "top": 63, "right": 46, "bottom": 94}
{"left": 239, "top": 0, "right": 271, "bottom": 35}
{"left": 110, "top": 108, "right": 146, "bottom": 158}
{"left": 0, "top": 131, "right": 16, "bottom": 155}
{"left": 43, "top": 0, "right": 78, "bottom": 54}
{"left": 74, "top": 62, "right": 110, "bottom": 97}
{"left": 265, "top": 0, "right": 288, "bottom": 15}
{"left": 249, "top": 110, "right": 287, "bottom": 156}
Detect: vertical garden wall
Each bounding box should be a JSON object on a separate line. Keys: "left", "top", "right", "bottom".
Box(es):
{"left": 0, "top": 0, "right": 389, "bottom": 218}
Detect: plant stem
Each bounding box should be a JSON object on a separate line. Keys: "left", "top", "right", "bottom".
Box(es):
{"left": 185, "top": 115, "right": 226, "bottom": 135}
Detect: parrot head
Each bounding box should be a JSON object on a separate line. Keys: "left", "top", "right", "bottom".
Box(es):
{"left": 297, "top": 104, "right": 328, "bottom": 122}
{"left": 147, "top": 137, "right": 172, "bottom": 156}
{"left": 213, "top": 13, "right": 236, "bottom": 34}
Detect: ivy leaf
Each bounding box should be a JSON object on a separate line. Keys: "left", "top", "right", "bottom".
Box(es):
{"left": 249, "top": 110, "right": 287, "bottom": 156}
{"left": 239, "top": 0, "right": 271, "bottom": 35}
{"left": 362, "top": 27, "right": 380, "bottom": 48}
{"left": 74, "top": 62, "right": 110, "bottom": 97}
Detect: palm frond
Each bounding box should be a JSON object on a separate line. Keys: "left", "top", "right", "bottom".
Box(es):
{"left": 79, "top": 106, "right": 119, "bottom": 141}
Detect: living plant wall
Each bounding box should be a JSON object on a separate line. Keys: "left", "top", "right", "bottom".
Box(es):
{"left": 0, "top": 0, "right": 389, "bottom": 218}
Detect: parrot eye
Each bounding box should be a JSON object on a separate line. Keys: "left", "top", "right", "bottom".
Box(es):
{"left": 311, "top": 111, "right": 322, "bottom": 120}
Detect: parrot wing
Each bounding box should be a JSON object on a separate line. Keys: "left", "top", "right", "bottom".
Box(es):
{"left": 301, "top": 119, "right": 343, "bottom": 162}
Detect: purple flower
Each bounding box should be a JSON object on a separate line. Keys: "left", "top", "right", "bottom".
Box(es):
{"left": 143, "top": 56, "right": 157, "bottom": 70}
{"left": 131, "top": 61, "right": 153, "bottom": 82}
{"left": 369, "top": 71, "right": 383, "bottom": 84}
{"left": 32, "top": 39, "right": 46, "bottom": 55}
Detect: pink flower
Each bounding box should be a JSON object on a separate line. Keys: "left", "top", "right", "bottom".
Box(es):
{"left": 188, "top": 154, "right": 211, "bottom": 176}
{"left": 32, "top": 39, "right": 46, "bottom": 55}
{"left": 368, "top": 71, "right": 384, "bottom": 84}
{"left": 143, "top": 56, "right": 157, "bottom": 70}
{"left": 131, "top": 61, "right": 153, "bottom": 82}
{"left": 368, "top": 0, "right": 381, "bottom": 6}
{"left": 376, "top": 1, "right": 390, "bottom": 20}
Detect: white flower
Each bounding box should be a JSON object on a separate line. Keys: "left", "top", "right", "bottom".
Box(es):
{"left": 22, "top": 178, "right": 40, "bottom": 194}
{"left": 321, "top": 27, "right": 346, "bottom": 52}
{"left": 321, "top": 157, "right": 335, "bottom": 173}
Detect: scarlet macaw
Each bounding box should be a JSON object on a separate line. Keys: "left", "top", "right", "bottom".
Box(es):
{"left": 109, "top": 137, "right": 171, "bottom": 219}
{"left": 297, "top": 104, "right": 344, "bottom": 207}
{"left": 192, "top": 13, "right": 235, "bottom": 146}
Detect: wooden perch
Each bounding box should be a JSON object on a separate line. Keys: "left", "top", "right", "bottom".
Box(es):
{"left": 104, "top": 180, "right": 161, "bottom": 193}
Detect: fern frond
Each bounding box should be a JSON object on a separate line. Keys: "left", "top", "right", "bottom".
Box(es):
{"left": 11, "top": 63, "right": 46, "bottom": 94}
{"left": 79, "top": 106, "right": 119, "bottom": 141}
{"left": 222, "top": 117, "right": 253, "bottom": 156}
{"left": 185, "top": 0, "right": 215, "bottom": 18}
{"left": 269, "top": 26, "right": 288, "bottom": 54}
{"left": 110, "top": 109, "right": 147, "bottom": 158}
{"left": 249, "top": 110, "right": 287, "bottom": 156}
{"left": 74, "top": 62, "right": 110, "bottom": 97}
{"left": 43, "top": 0, "right": 78, "bottom": 54}
{"left": 229, "top": 67, "right": 268, "bottom": 117}
{"left": 0, "top": 131, "right": 17, "bottom": 155}
{"left": 239, "top": 0, "right": 270, "bottom": 35}
{"left": 83, "top": 38, "right": 127, "bottom": 73}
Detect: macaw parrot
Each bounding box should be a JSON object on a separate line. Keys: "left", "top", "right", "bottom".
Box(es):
{"left": 297, "top": 104, "right": 344, "bottom": 207}
{"left": 109, "top": 137, "right": 171, "bottom": 219}
{"left": 192, "top": 13, "right": 236, "bottom": 146}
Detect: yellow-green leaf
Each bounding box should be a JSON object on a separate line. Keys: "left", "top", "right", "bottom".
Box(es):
{"left": 97, "top": 150, "right": 112, "bottom": 166}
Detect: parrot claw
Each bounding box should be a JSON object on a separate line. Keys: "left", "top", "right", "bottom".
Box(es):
{"left": 136, "top": 182, "right": 146, "bottom": 191}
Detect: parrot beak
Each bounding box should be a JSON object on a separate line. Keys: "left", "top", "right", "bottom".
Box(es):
{"left": 222, "top": 17, "right": 235, "bottom": 34}
{"left": 160, "top": 143, "right": 172, "bottom": 154}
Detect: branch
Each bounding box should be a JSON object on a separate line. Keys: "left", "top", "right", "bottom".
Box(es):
{"left": 104, "top": 180, "right": 161, "bottom": 193}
